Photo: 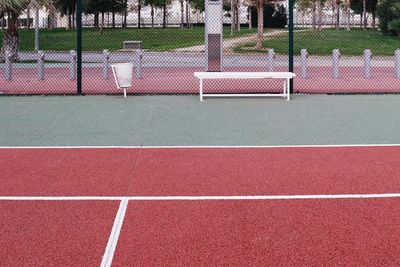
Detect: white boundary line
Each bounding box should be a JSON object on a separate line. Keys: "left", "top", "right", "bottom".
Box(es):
{"left": 3, "top": 193, "right": 400, "bottom": 201}
{"left": 101, "top": 198, "right": 129, "bottom": 267}
{"left": 1, "top": 144, "right": 400, "bottom": 149}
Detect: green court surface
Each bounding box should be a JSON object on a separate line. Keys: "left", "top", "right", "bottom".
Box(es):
{"left": 1, "top": 94, "right": 400, "bottom": 147}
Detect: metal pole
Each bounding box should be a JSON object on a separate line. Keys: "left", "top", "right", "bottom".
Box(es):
{"left": 288, "top": 0, "right": 294, "bottom": 93}
{"left": 76, "top": 0, "right": 83, "bottom": 95}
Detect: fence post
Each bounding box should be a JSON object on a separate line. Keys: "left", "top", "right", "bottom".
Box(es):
{"left": 37, "top": 50, "right": 45, "bottom": 81}
{"left": 267, "top": 48, "right": 275, "bottom": 72}
{"left": 364, "top": 49, "right": 372, "bottom": 79}
{"left": 4, "top": 50, "right": 13, "bottom": 81}
{"left": 135, "top": 49, "right": 142, "bottom": 79}
{"left": 288, "top": 0, "right": 294, "bottom": 93}
{"left": 76, "top": 0, "right": 82, "bottom": 95}
{"left": 300, "top": 49, "right": 308, "bottom": 78}
{"left": 332, "top": 49, "right": 340, "bottom": 79}
{"left": 395, "top": 49, "right": 400, "bottom": 79}
{"left": 103, "top": 49, "right": 110, "bottom": 79}
{"left": 70, "top": 50, "right": 77, "bottom": 80}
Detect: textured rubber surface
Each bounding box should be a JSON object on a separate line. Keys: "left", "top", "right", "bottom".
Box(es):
{"left": 113, "top": 199, "right": 400, "bottom": 266}
{"left": 128, "top": 146, "right": 400, "bottom": 195}
{"left": 0, "top": 201, "right": 119, "bottom": 266}
{"left": 0, "top": 148, "right": 139, "bottom": 196}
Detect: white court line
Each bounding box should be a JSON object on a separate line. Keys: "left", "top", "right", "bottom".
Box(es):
{"left": 0, "top": 196, "right": 123, "bottom": 201}
{"left": 3, "top": 193, "right": 400, "bottom": 201}
{"left": 1, "top": 144, "right": 400, "bottom": 149}
{"left": 101, "top": 198, "right": 129, "bottom": 267}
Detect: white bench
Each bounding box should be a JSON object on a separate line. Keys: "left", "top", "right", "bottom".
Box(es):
{"left": 193, "top": 72, "right": 296, "bottom": 101}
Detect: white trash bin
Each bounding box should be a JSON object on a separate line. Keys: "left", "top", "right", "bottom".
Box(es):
{"left": 111, "top": 62, "right": 134, "bottom": 98}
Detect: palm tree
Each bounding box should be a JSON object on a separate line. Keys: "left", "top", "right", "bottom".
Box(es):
{"left": 1, "top": 0, "right": 54, "bottom": 61}
{"left": 0, "top": 0, "right": 30, "bottom": 61}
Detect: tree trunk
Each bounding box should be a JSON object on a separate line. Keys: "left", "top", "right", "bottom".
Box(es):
{"left": 100, "top": 12, "right": 104, "bottom": 33}
{"left": 231, "top": 0, "right": 234, "bottom": 35}
{"left": 151, "top": 5, "right": 154, "bottom": 28}
{"left": 123, "top": 0, "right": 127, "bottom": 28}
{"left": 35, "top": 8, "right": 40, "bottom": 50}
{"left": 317, "top": 0, "right": 323, "bottom": 31}
{"left": 138, "top": 3, "right": 142, "bottom": 29}
{"left": 256, "top": 0, "right": 264, "bottom": 49}
{"left": 362, "top": 0, "right": 367, "bottom": 30}
{"left": 248, "top": 7, "right": 252, "bottom": 30}
{"left": 67, "top": 9, "right": 71, "bottom": 29}
{"left": 180, "top": 0, "right": 184, "bottom": 28}
{"left": 372, "top": 12, "right": 376, "bottom": 29}
{"left": 235, "top": 0, "right": 240, "bottom": 31}
{"left": 345, "top": 0, "right": 350, "bottom": 30}
{"left": 27, "top": 7, "right": 31, "bottom": 30}
{"left": 112, "top": 12, "right": 116, "bottom": 28}
{"left": 94, "top": 12, "right": 99, "bottom": 29}
{"left": 1, "top": 12, "right": 19, "bottom": 62}
{"left": 336, "top": 0, "right": 340, "bottom": 29}
{"left": 186, "top": 0, "right": 190, "bottom": 27}
{"left": 163, "top": 1, "right": 167, "bottom": 28}
{"left": 312, "top": 1, "right": 317, "bottom": 30}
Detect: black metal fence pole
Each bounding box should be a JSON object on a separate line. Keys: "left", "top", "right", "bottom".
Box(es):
{"left": 288, "top": 0, "right": 294, "bottom": 93}
{"left": 76, "top": 0, "right": 83, "bottom": 95}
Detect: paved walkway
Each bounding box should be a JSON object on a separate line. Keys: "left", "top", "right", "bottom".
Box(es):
{"left": 173, "top": 29, "right": 289, "bottom": 53}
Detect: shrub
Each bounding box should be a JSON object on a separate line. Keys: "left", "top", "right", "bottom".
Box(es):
{"left": 388, "top": 18, "right": 400, "bottom": 36}
{"left": 377, "top": 0, "right": 400, "bottom": 36}
{"left": 250, "top": 4, "right": 287, "bottom": 29}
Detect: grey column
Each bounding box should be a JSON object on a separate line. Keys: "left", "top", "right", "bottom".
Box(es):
{"left": 37, "top": 50, "right": 45, "bottom": 81}
{"left": 4, "top": 50, "right": 13, "bottom": 81}
{"left": 300, "top": 49, "right": 308, "bottom": 78}
{"left": 103, "top": 49, "right": 110, "bottom": 79}
{"left": 267, "top": 48, "right": 275, "bottom": 72}
{"left": 70, "top": 50, "right": 77, "bottom": 81}
{"left": 364, "top": 49, "right": 372, "bottom": 79}
{"left": 332, "top": 49, "right": 340, "bottom": 79}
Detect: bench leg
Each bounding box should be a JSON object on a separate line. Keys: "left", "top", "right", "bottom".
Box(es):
{"left": 287, "top": 78, "right": 290, "bottom": 101}
{"left": 200, "top": 78, "right": 203, "bottom": 101}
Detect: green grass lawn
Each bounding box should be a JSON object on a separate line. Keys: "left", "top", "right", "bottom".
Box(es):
{"left": 234, "top": 28, "right": 400, "bottom": 56}
{"left": 0, "top": 26, "right": 256, "bottom": 52}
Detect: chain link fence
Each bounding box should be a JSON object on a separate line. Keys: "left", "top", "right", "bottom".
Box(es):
{"left": 1, "top": 0, "right": 399, "bottom": 96}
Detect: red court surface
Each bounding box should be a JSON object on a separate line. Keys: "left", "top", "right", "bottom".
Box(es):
{"left": 0, "top": 200, "right": 119, "bottom": 266}
{"left": 2, "top": 146, "right": 400, "bottom": 196}
{"left": 114, "top": 199, "right": 400, "bottom": 266}
{"left": 0, "top": 148, "right": 139, "bottom": 196}
{"left": 129, "top": 146, "right": 400, "bottom": 196}
{"left": 2, "top": 146, "right": 400, "bottom": 266}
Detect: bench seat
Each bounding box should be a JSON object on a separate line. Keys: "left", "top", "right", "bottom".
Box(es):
{"left": 193, "top": 72, "right": 296, "bottom": 101}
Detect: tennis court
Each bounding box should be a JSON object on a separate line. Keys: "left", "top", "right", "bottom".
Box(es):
{"left": 2, "top": 95, "right": 400, "bottom": 266}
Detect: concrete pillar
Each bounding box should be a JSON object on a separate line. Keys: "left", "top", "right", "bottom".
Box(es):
{"left": 37, "top": 50, "right": 45, "bottom": 81}
{"left": 103, "top": 49, "right": 110, "bottom": 79}
{"left": 70, "top": 50, "right": 77, "bottom": 81}
{"left": 332, "top": 49, "right": 340, "bottom": 79}
{"left": 4, "top": 50, "right": 13, "bottom": 81}
{"left": 267, "top": 48, "right": 275, "bottom": 72}
{"left": 364, "top": 49, "right": 372, "bottom": 79}
{"left": 300, "top": 49, "right": 308, "bottom": 78}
